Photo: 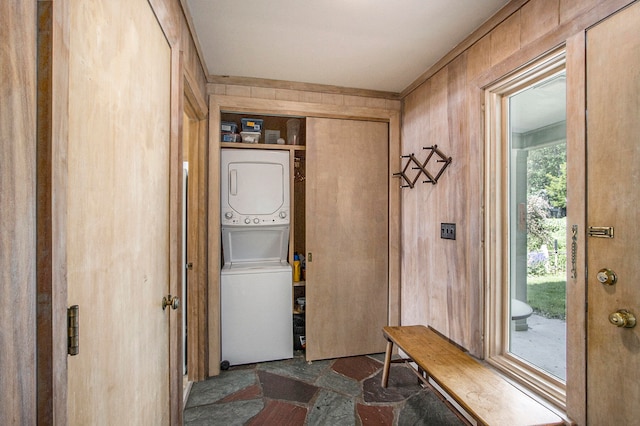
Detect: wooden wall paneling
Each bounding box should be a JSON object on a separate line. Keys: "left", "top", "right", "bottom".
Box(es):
{"left": 207, "top": 98, "right": 222, "bottom": 377}
{"left": 564, "top": 30, "right": 587, "bottom": 426}
{"left": 466, "top": 35, "right": 492, "bottom": 82}
{"left": 465, "top": 35, "right": 492, "bottom": 357}
{"left": 1, "top": 1, "right": 37, "bottom": 423}
{"left": 490, "top": 10, "right": 522, "bottom": 67}
{"left": 559, "top": 0, "right": 601, "bottom": 23}
{"left": 209, "top": 75, "right": 401, "bottom": 101}
{"left": 464, "top": 86, "right": 486, "bottom": 358}
{"left": 520, "top": 0, "right": 560, "bottom": 46}
{"left": 209, "top": 95, "right": 399, "bottom": 121}
{"left": 399, "top": 0, "right": 638, "bottom": 419}
{"left": 444, "top": 54, "right": 473, "bottom": 349}
{"left": 401, "top": 0, "right": 637, "bottom": 362}
{"left": 387, "top": 110, "right": 402, "bottom": 326}
{"left": 423, "top": 67, "right": 450, "bottom": 337}
{"left": 475, "top": 0, "right": 634, "bottom": 90}
{"left": 399, "top": 81, "right": 430, "bottom": 326}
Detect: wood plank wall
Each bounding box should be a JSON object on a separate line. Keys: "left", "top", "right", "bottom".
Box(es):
{"left": 399, "top": 0, "right": 634, "bottom": 359}
{"left": 1, "top": 2, "right": 37, "bottom": 424}
{"left": 209, "top": 83, "right": 401, "bottom": 112}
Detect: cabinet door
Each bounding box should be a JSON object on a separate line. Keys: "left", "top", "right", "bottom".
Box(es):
{"left": 306, "top": 118, "right": 389, "bottom": 360}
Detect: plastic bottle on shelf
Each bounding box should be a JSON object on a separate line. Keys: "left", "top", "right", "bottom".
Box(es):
{"left": 293, "top": 253, "right": 301, "bottom": 282}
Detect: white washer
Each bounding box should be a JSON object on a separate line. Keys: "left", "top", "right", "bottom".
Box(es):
{"left": 221, "top": 261, "right": 292, "bottom": 365}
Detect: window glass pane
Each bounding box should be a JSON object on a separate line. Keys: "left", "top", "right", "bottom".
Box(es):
{"left": 508, "top": 72, "right": 567, "bottom": 381}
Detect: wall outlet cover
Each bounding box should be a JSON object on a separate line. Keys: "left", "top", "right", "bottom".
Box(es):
{"left": 441, "top": 223, "right": 456, "bottom": 240}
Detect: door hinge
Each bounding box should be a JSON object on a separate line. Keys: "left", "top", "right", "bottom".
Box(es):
{"left": 67, "top": 305, "right": 79, "bottom": 356}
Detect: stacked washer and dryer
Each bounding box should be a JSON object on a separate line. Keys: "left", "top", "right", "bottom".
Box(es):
{"left": 220, "top": 148, "right": 293, "bottom": 366}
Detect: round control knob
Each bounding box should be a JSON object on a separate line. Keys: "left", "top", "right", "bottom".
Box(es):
{"left": 279, "top": 211, "right": 287, "bottom": 219}
{"left": 224, "top": 212, "right": 233, "bottom": 219}
{"left": 597, "top": 268, "right": 617, "bottom": 286}
{"left": 244, "top": 218, "right": 251, "bottom": 224}
{"left": 254, "top": 218, "right": 260, "bottom": 224}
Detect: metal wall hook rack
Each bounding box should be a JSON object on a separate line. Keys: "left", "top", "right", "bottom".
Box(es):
{"left": 393, "top": 145, "right": 452, "bottom": 188}
{"left": 392, "top": 154, "right": 422, "bottom": 188}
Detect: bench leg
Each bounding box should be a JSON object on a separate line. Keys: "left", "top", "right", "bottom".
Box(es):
{"left": 381, "top": 340, "right": 393, "bottom": 388}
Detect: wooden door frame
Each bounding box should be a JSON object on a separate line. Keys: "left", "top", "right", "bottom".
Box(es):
{"left": 206, "top": 94, "right": 401, "bottom": 375}
{"left": 36, "top": 0, "right": 70, "bottom": 423}
{"left": 38, "top": 1, "right": 186, "bottom": 423}
{"left": 564, "top": 30, "right": 587, "bottom": 426}
{"left": 183, "top": 69, "right": 210, "bottom": 382}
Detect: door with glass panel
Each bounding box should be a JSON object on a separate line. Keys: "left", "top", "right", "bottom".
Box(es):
{"left": 507, "top": 72, "right": 567, "bottom": 382}
{"left": 485, "top": 53, "right": 570, "bottom": 402}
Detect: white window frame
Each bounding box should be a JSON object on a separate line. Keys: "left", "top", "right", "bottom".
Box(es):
{"left": 484, "top": 46, "right": 567, "bottom": 408}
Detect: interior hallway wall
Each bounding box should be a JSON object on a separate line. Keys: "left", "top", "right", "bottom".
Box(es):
{"left": 400, "top": 0, "right": 634, "bottom": 356}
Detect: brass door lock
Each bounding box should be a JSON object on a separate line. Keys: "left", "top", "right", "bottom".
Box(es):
{"left": 609, "top": 309, "right": 636, "bottom": 328}
{"left": 597, "top": 268, "right": 617, "bottom": 286}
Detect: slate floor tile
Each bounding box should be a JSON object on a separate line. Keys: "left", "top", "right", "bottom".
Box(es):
{"left": 183, "top": 399, "right": 264, "bottom": 426}
{"left": 397, "top": 392, "right": 464, "bottom": 425}
{"left": 357, "top": 403, "right": 395, "bottom": 425}
{"left": 246, "top": 400, "right": 308, "bottom": 426}
{"left": 258, "top": 370, "right": 319, "bottom": 404}
{"left": 362, "top": 365, "right": 422, "bottom": 403}
{"left": 306, "top": 389, "right": 356, "bottom": 426}
{"left": 186, "top": 369, "right": 256, "bottom": 408}
{"left": 331, "top": 355, "right": 383, "bottom": 381}
{"left": 184, "top": 353, "right": 461, "bottom": 425}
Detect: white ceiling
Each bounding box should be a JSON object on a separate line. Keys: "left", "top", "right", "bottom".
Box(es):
{"left": 184, "top": 0, "right": 510, "bottom": 94}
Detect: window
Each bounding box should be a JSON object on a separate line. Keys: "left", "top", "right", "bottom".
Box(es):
{"left": 485, "top": 48, "right": 567, "bottom": 407}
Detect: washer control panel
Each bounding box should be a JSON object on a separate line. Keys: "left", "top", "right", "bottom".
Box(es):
{"left": 222, "top": 210, "right": 289, "bottom": 226}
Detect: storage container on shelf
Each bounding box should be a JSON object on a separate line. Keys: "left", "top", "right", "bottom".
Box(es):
{"left": 241, "top": 118, "right": 264, "bottom": 132}
{"left": 240, "top": 131, "right": 261, "bottom": 143}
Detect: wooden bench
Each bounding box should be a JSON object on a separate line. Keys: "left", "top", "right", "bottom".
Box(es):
{"left": 382, "top": 325, "right": 564, "bottom": 426}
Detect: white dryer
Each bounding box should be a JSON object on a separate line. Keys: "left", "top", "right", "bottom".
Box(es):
{"left": 220, "top": 149, "right": 293, "bottom": 366}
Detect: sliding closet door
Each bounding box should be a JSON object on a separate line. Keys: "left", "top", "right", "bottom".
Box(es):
{"left": 306, "top": 118, "right": 389, "bottom": 360}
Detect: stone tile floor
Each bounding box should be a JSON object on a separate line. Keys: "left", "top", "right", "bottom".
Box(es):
{"left": 184, "top": 352, "right": 464, "bottom": 425}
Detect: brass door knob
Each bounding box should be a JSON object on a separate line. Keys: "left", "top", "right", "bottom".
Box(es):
{"left": 597, "top": 268, "right": 617, "bottom": 285}
{"left": 609, "top": 309, "right": 636, "bottom": 328}
{"left": 162, "top": 295, "right": 180, "bottom": 311}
